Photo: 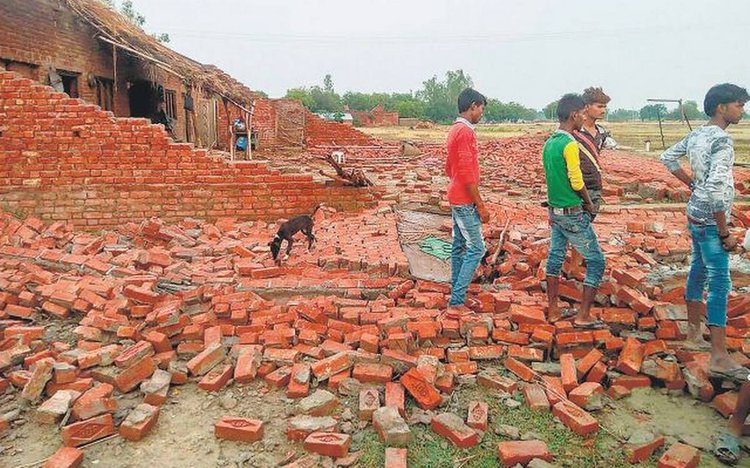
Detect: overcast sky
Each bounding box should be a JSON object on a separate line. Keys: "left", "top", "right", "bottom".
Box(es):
{"left": 130, "top": 0, "right": 749, "bottom": 110}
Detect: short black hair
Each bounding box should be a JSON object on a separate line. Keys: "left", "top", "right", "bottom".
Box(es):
{"left": 457, "top": 88, "right": 487, "bottom": 113}
{"left": 704, "top": 83, "right": 750, "bottom": 116}
{"left": 556, "top": 93, "right": 585, "bottom": 121}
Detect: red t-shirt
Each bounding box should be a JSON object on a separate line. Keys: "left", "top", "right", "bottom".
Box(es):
{"left": 445, "top": 121, "right": 480, "bottom": 205}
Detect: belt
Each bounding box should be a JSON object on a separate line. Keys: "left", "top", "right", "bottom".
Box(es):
{"left": 549, "top": 206, "right": 583, "bottom": 215}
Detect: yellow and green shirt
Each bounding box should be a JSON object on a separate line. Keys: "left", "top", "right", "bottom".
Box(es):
{"left": 543, "top": 130, "right": 584, "bottom": 208}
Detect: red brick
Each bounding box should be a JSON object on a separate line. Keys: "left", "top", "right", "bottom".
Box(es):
{"left": 144, "top": 331, "right": 171, "bottom": 353}
{"left": 575, "top": 348, "right": 603, "bottom": 377}
{"left": 61, "top": 414, "right": 115, "bottom": 447}
{"left": 541, "top": 376, "right": 566, "bottom": 406}
{"left": 303, "top": 432, "right": 351, "bottom": 458}
{"left": 607, "top": 384, "right": 631, "bottom": 400}
{"left": 310, "top": 352, "right": 354, "bottom": 381}
{"left": 43, "top": 447, "right": 84, "bottom": 468}
{"left": 478, "top": 369, "right": 518, "bottom": 393}
{"left": 552, "top": 401, "right": 599, "bottom": 436}
{"left": 264, "top": 366, "right": 292, "bottom": 388}
{"left": 186, "top": 342, "right": 225, "bottom": 376}
{"left": 712, "top": 392, "right": 738, "bottom": 418}
{"left": 72, "top": 383, "right": 116, "bottom": 420}
{"left": 21, "top": 357, "right": 54, "bottom": 402}
{"left": 560, "top": 353, "right": 577, "bottom": 393}
{"left": 384, "top": 447, "right": 407, "bottom": 468}
{"left": 287, "top": 363, "right": 311, "bottom": 398}
{"left": 114, "top": 341, "right": 155, "bottom": 369}
{"left": 358, "top": 388, "right": 380, "bottom": 421}
{"left": 198, "top": 364, "right": 233, "bottom": 392}
{"left": 522, "top": 383, "right": 550, "bottom": 411}
{"left": 119, "top": 403, "right": 160, "bottom": 441}
{"left": 400, "top": 368, "right": 441, "bottom": 410}
{"left": 385, "top": 382, "right": 406, "bottom": 417}
{"left": 114, "top": 356, "right": 156, "bottom": 393}
{"left": 616, "top": 337, "right": 644, "bottom": 376}
{"left": 215, "top": 416, "right": 264, "bottom": 442}
{"left": 352, "top": 363, "right": 393, "bottom": 384}
{"left": 610, "top": 375, "right": 651, "bottom": 391}
{"left": 568, "top": 382, "right": 604, "bottom": 411}
{"left": 234, "top": 348, "right": 262, "bottom": 384}
{"left": 626, "top": 435, "right": 665, "bottom": 464}
{"left": 505, "top": 357, "right": 535, "bottom": 382}
{"left": 466, "top": 401, "right": 488, "bottom": 431}
{"left": 586, "top": 361, "right": 607, "bottom": 384}
{"left": 431, "top": 412, "right": 479, "bottom": 449}
{"left": 657, "top": 442, "right": 700, "bottom": 468}
{"left": 497, "top": 440, "right": 553, "bottom": 467}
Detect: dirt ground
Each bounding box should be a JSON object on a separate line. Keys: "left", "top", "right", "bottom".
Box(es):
{"left": 3, "top": 376, "right": 742, "bottom": 467}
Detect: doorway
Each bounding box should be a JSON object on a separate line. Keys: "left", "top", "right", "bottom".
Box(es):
{"left": 128, "top": 80, "right": 157, "bottom": 119}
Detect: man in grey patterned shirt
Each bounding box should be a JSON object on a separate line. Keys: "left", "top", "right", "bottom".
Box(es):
{"left": 661, "top": 83, "right": 749, "bottom": 381}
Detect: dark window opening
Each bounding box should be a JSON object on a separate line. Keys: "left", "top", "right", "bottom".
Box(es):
{"left": 96, "top": 77, "right": 114, "bottom": 111}
{"left": 58, "top": 70, "right": 79, "bottom": 98}
{"left": 165, "top": 90, "right": 177, "bottom": 119}
{"left": 127, "top": 80, "right": 158, "bottom": 119}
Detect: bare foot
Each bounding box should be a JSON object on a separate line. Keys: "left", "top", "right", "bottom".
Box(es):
{"left": 445, "top": 305, "right": 473, "bottom": 320}
{"left": 710, "top": 355, "right": 743, "bottom": 374}
{"left": 547, "top": 306, "right": 560, "bottom": 323}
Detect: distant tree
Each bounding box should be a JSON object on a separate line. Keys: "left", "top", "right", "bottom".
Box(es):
{"left": 323, "top": 74, "right": 335, "bottom": 94}
{"left": 666, "top": 100, "right": 702, "bottom": 121}
{"left": 606, "top": 108, "right": 639, "bottom": 122}
{"left": 253, "top": 90, "right": 269, "bottom": 99}
{"left": 543, "top": 101, "right": 559, "bottom": 120}
{"left": 285, "top": 75, "right": 343, "bottom": 113}
{"left": 285, "top": 88, "right": 315, "bottom": 109}
{"left": 100, "top": 0, "right": 170, "bottom": 43}
{"left": 342, "top": 92, "right": 374, "bottom": 111}
{"left": 639, "top": 104, "right": 668, "bottom": 121}
{"left": 393, "top": 98, "right": 426, "bottom": 119}
{"left": 417, "top": 69, "right": 473, "bottom": 123}
{"left": 483, "top": 99, "right": 537, "bottom": 122}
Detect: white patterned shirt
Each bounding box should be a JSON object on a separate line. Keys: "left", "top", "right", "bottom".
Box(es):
{"left": 660, "top": 125, "right": 735, "bottom": 225}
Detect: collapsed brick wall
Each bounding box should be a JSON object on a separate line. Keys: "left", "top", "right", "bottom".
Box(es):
{"left": 0, "top": 71, "right": 377, "bottom": 228}
{"left": 304, "top": 111, "right": 375, "bottom": 147}
{"left": 350, "top": 105, "right": 399, "bottom": 127}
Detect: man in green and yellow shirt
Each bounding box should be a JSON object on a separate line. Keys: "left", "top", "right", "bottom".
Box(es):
{"left": 543, "top": 94, "right": 606, "bottom": 329}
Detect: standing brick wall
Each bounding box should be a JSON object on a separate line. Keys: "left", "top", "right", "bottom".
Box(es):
{"left": 0, "top": 72, "right": 378, "bottom": 229}
{"left": 304, "top": 110, "right": 374, "bottom": 147}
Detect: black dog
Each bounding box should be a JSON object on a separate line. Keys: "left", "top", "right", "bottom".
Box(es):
{"left": 269, "top": 205, "right": 321, "bottom": 264}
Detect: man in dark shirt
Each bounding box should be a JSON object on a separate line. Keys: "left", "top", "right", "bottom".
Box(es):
{"left": 573, "top": 87, "right": 617, "bottom": 216}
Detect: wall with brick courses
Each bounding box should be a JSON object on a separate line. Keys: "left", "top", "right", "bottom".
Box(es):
{"left": 350, "top": 105, "right": 399, "bottom": 127}
{"left": 304, "top": 110, "right": 374, "bottom": 147}
{"left": 0, "top": 72, "right": 377, "bottom": 229}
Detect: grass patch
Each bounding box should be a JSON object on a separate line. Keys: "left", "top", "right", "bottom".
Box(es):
{"left": 356, "top": 383, "right": 632, "bottom": 468}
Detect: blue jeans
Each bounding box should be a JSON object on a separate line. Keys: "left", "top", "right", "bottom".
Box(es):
{"left": 685, "top": 223, "right": 731, "bottom": 327}
{"left": 450, "top": 204, "right": 486, "bottom": 306}
{"left": 545, "top": 210, "right": 605, "bottom": 288}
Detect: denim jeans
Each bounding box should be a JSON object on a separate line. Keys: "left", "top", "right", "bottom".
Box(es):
{"left": 545, "top": 210, "right": 605, "bottom": 288}
{"left": 589, "top": 189, "right": 603, "bottom": 220}
{"left": 450, "top": 204, "right": 486, "bottom": 306}
{"left": 685, "top": 223, "right": 731, "bottom": 327}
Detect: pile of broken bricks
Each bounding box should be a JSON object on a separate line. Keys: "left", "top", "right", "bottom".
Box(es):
{"left": 1, "top": 137, "right": 750, "bottom": 466}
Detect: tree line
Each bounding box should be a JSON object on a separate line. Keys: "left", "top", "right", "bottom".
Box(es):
{"left": 281, "top": 71, "right": 709, "bottom": 124}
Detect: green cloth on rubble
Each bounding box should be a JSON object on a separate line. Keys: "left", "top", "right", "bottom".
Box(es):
{"left": 419, "top": 236, "right": 452, "bottom": 261}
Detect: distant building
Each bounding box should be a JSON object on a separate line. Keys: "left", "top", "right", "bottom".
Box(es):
{"left": 350, "top": 104, "right": 399, "bottom": 127}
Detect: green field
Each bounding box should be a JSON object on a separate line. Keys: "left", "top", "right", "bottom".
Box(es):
{"left": 361, "top": 121, "right": 750, "bottom": 164}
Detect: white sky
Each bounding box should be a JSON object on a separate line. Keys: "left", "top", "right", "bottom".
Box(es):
{"left": 131, "top": 0, "right": 750, "bottom": 110}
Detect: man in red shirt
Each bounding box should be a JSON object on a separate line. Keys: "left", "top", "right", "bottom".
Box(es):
{"left": 445, "top": 88, "right": 488, "bottom": 312}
